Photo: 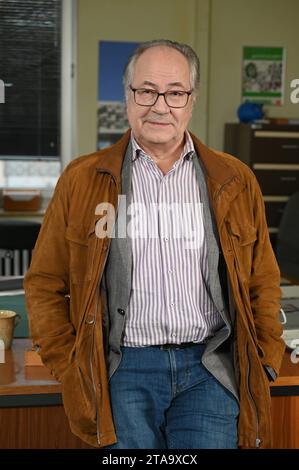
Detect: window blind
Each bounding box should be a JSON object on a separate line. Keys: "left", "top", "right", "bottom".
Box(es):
{"left": 0, "top": 0, "right": 61, "bottom": 160}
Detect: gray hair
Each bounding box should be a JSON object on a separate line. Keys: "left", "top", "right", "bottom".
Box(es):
{"left": 123, "top": 39, "right": 200, "bottom": 100}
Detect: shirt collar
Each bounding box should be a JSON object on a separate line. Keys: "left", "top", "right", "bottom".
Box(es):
{"left": 131, "top": 131, "right": 195, "bottom": 163}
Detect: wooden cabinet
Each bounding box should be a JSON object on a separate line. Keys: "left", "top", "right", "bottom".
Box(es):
{"left": 270, "top": 351, "right": 299, "bottom": 448}
{"left": 0, "top": 339, "right": 92, "bottom": 449}
{"left": 224, "top": 123, "right": 299, "bottom": 248}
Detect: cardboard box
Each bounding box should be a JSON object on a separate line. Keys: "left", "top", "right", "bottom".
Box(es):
{"left": 24, "top": 365, "right": 55, "bottom": 381}
{"left": 3, "top": 189, "right": 41, "bottom": 212}
{"left": 24, "top": 349, "right": 44, "bottom": 366}
{"left": 24, "top": 348, "right": 55, "bottom": 381}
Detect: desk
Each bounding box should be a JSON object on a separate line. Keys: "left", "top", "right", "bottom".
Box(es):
{"left": 0, "top": 339, "right": 92, "bottom": 448}
{"left": 270, "top": 350, "right": 299, "bottom": 448}
{"left": 0, "top": 209, "right": 45, "bottom": 223}
{"left": 1, "top": 339, "right": 298, "bottom": 449}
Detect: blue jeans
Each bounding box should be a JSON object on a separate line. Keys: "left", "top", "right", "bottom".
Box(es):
{"left": 105, "top": 344, "right": 239, "bottom": 449}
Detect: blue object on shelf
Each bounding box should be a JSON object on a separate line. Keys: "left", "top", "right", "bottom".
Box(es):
{"left": 237, "top": 102, "right": 264, "bottom": 123}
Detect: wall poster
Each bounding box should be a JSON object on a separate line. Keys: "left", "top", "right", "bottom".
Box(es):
{"left": 97, "top": 40, "right": 139, "bottom": 149}
{"left": 242, "top": 46, "right": 285, "bottom": 105}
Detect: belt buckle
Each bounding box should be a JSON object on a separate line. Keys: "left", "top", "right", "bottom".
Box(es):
{"left": 160, "top": 343, "right": 185, "bottom": 350}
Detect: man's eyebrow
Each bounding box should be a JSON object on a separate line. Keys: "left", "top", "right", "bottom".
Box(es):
{"left": 141, "top": 80, "right": 186, "bottom": 88}
{"left": 167, "top": 82, "right": 186, "bottom": 87}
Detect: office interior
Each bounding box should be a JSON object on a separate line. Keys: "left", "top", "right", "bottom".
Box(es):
{"left": 0, "top": 0, "right": 299, "bottom": 450}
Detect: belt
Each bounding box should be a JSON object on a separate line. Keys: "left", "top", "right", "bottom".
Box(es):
{"left": 156, "top": 342, "right": 204, "bottom": 350}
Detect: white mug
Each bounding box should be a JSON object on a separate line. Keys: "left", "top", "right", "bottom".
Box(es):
{"left": 280, "top": 308, "right": 287, "bottom": 325}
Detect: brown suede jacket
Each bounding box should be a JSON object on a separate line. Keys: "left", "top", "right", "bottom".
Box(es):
{"left": 24, "top": 130, "right": 285, "bottom": 448}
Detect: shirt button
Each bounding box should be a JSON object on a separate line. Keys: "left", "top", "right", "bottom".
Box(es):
{"left": 172, "top": 333, "right": 177, "bottom": 337}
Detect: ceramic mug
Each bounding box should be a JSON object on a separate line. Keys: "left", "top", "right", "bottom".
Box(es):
{"left": 280, "top": 308, "right": 287, "bottom": 325}
{"left": 0, "top": 310, "right": 21, "bottom": 349}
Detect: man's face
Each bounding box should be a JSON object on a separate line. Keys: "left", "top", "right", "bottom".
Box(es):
{"left": 126, "top": 46, "right": 194, "bottom": 152}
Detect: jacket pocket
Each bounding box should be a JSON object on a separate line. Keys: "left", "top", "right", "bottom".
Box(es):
{"left": 227, "top": 220, "right": 257, "bottom": 280}
{"left": 65, "top": 225, "right": 96, "bottom": 284}
{"left": 229, "top": 220, "right": 257, "bottom": 246}
{"left": 61, "top": 359, "right": 96, "bottom": 433}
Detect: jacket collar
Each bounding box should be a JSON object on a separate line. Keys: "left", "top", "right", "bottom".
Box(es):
{"left": 96, "top": 130, "right": 131, "bottom": 185}
{"left": 95, "top": 129, "right": 245, "bottom": 218}
{"left": 190, "top": 131, "right": 236, "bottom": 186}
{"left": 190, "top": 132, "right": 246, "bottom": 225}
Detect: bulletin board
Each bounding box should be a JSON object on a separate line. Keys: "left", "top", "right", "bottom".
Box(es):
{"left": 242, "top": 46, "right": 285, "bottom": 105}
{"left": 97, "top": 40, "right": 140, "bottom": 149}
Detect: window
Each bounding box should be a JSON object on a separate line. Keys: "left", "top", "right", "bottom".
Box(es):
{"left": 0, "top": 0, "right": 62, "bottom": 188}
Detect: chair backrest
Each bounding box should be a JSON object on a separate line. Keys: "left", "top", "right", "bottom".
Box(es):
{"left": 276, "top": 191, "right": 299, "bottom": 282}
{"left": 0, "top": 220, "right": 41, "bottom": 276}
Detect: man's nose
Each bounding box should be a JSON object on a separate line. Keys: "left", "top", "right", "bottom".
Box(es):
{"left": 151, "top": 94, "right": 169, "bottom": 113}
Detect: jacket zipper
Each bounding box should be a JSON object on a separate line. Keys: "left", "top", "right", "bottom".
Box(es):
{"left": 227, "top": 221, "right": 260, "bottom": 447}
{"left": 89, "top": 171, "right": 119, "bottom": 447}
{"left": 90, "top": 245, "right": 110, "bottom": 446}
{"left": 245, "top": 343, "right": 261, "bottom": 448}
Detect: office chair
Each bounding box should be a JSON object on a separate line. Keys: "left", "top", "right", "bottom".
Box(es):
{"left": 276, "top": 191, "right": 299, "bottom": 284}
{"left": 0, "top": 219, "right": 41, "bottom": 276}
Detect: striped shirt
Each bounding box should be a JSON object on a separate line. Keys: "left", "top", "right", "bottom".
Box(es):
{"left": 122, "top": 132, "right": 224, "bottom": 347}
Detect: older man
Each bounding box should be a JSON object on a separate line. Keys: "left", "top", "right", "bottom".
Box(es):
{"left": 24, "top": 39, "right": 285, "bottom": 449}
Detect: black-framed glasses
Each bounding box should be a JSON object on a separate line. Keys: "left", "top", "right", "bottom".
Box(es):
{"left": 129, "top": 85, "right": 192, "bottom": 108}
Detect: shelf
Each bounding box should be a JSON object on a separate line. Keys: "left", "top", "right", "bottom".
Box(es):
{"left": 0, "top": 209, "right": 45, "bottom": 217}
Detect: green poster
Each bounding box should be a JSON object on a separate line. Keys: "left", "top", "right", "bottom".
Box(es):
{"left": 242, "top": 46, "right": 285, "bottom": 105}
